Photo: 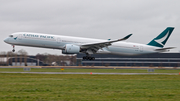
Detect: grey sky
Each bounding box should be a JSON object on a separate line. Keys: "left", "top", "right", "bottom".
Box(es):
{"left": 0, "top": 0, "right": 180, "bottom": 55}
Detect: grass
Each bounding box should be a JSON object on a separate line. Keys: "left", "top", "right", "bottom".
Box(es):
{"left": 0, "top": 73, "right": 180, "bottom": 101}
{"left": 0, "top": 68, "right": 180, "bottom": 73}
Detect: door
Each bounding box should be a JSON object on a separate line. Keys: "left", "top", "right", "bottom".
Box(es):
{"left": 18, "top": 34, "right": 22, "bottom": 40}
{"left": 140, "top": 46, "right": 143, "bottom": 52}
{"left": 56, "top": 38, "right": 61, "bottom": 44}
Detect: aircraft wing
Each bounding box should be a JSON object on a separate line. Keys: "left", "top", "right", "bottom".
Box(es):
{"left": 80, "top": 34, "right": 132, "bottom": 54}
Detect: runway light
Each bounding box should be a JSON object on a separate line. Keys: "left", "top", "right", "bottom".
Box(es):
{"left": 90, "top": 72, "right": 92, "bottom": 74}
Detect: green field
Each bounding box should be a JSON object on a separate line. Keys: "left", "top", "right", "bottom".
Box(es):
{"left": 0, "top": 68, "right": 180, "bottom": 101}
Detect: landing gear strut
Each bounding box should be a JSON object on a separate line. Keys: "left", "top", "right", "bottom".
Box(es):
{"left": 12, "top": 45, "right": 15, "bottom": 52}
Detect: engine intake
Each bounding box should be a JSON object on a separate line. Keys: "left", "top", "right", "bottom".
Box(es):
{"left": 62, "top": 44, "right": 80, "bottom": 54}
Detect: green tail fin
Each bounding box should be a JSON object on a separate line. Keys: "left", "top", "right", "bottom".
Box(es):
{"left": 147, "top": 27, "right": 174, "bottom": 47}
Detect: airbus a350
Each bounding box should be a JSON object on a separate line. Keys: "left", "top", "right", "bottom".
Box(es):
{"left": 4, "top": 27, "right": 175, "bottom": 60}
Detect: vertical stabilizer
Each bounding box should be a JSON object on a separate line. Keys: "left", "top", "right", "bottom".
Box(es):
{"left": 147, "top": 27, "right": 174, "bottom": 47}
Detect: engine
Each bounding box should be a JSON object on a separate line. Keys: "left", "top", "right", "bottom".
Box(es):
{"left": 62, "top": 44, "right": 80, "bottom": 54}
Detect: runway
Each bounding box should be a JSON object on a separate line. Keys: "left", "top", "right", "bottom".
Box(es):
{"left": 0, "top": 72, "right": 178, "bottom": 75}
{"left": 0, "top": 66, "right": 179, "bottom": 69}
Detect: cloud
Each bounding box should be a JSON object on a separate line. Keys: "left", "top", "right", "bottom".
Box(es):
{"left": 0, "top": 0, "right": 180, "bottom": 55}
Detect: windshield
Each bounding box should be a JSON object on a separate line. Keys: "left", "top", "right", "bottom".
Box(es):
{"left": 9, "top": 35, "right": 13, "bottom": 37}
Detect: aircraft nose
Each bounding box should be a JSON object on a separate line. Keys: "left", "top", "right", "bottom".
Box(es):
{"left": 4, "top": 38, "right": 9, "bottom": 43}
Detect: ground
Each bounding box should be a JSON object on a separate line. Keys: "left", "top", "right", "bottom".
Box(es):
{"left": 0, "top": 68, "right": 180, "bottom": 101}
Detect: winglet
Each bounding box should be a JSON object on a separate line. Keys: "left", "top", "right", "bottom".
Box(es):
{"left": 119, "top": 34, "right": 132, "bottom": 41}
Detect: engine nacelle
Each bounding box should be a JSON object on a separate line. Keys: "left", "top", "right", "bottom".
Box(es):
{"left": 62, "top": 44, "right": 80, "bottom": 54}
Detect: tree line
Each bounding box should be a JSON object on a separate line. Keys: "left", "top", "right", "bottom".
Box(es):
{"left": 0, "top": 49, "right": 76, "bottom": 66}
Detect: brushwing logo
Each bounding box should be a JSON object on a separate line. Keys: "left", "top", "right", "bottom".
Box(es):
{"left": 14, "top": 37, "right": 17, "bottom": 40}
{"left": 154, "top": 31, "right": 169, "bottom": 46}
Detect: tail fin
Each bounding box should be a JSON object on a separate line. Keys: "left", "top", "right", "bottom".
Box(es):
{"left": 147, "top": 27, "right": 174, "bottom": 47}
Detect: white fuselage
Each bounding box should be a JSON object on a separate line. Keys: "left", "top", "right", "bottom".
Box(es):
{"left": 4, "top": 32, "right": 163, "bottom": 55}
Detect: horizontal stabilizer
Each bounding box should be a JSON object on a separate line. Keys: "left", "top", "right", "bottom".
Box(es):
{"left": 155, "top": 47, "right": 176, "bottom": 51}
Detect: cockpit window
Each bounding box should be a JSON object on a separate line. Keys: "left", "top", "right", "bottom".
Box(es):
{"left": 9, "top": 35, "right": 13, "bottom": 37}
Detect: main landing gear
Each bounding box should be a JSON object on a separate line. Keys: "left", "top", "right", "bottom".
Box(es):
{"left": 12, "top": 45, "right": 15, "bottom": 52}
{"left": 83, "top": 56, "right": 95, "bottom": 60}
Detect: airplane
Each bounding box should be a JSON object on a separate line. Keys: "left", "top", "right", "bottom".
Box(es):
{"left": 4, "top": 27, "right": 175, "bottom": 60}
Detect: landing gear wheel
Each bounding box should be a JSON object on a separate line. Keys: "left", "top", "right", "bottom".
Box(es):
{"left": 83, "top": 56, "right": 88, "bottom": 60}
{"left": 82, "top": 56, "right": 95, "bottom": 60}
{"left": 88, "top": 57, "right": 92, "bottom": 60}
{"left": 12, "top": 49, "right": 15, "bottom": 52}
{"left": 92, "top": 57, "right": 95, "bottom": 60}
{"left": 12, "top": 45, "right": 15, "bottom": 52}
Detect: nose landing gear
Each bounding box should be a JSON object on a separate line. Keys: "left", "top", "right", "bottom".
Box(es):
{"left": 12, "top": 45, "right": 15, "bottom": 52}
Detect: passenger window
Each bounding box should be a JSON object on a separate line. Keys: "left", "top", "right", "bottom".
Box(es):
{"left": 9, "top": 35, "right": 13, "bottom": 37}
